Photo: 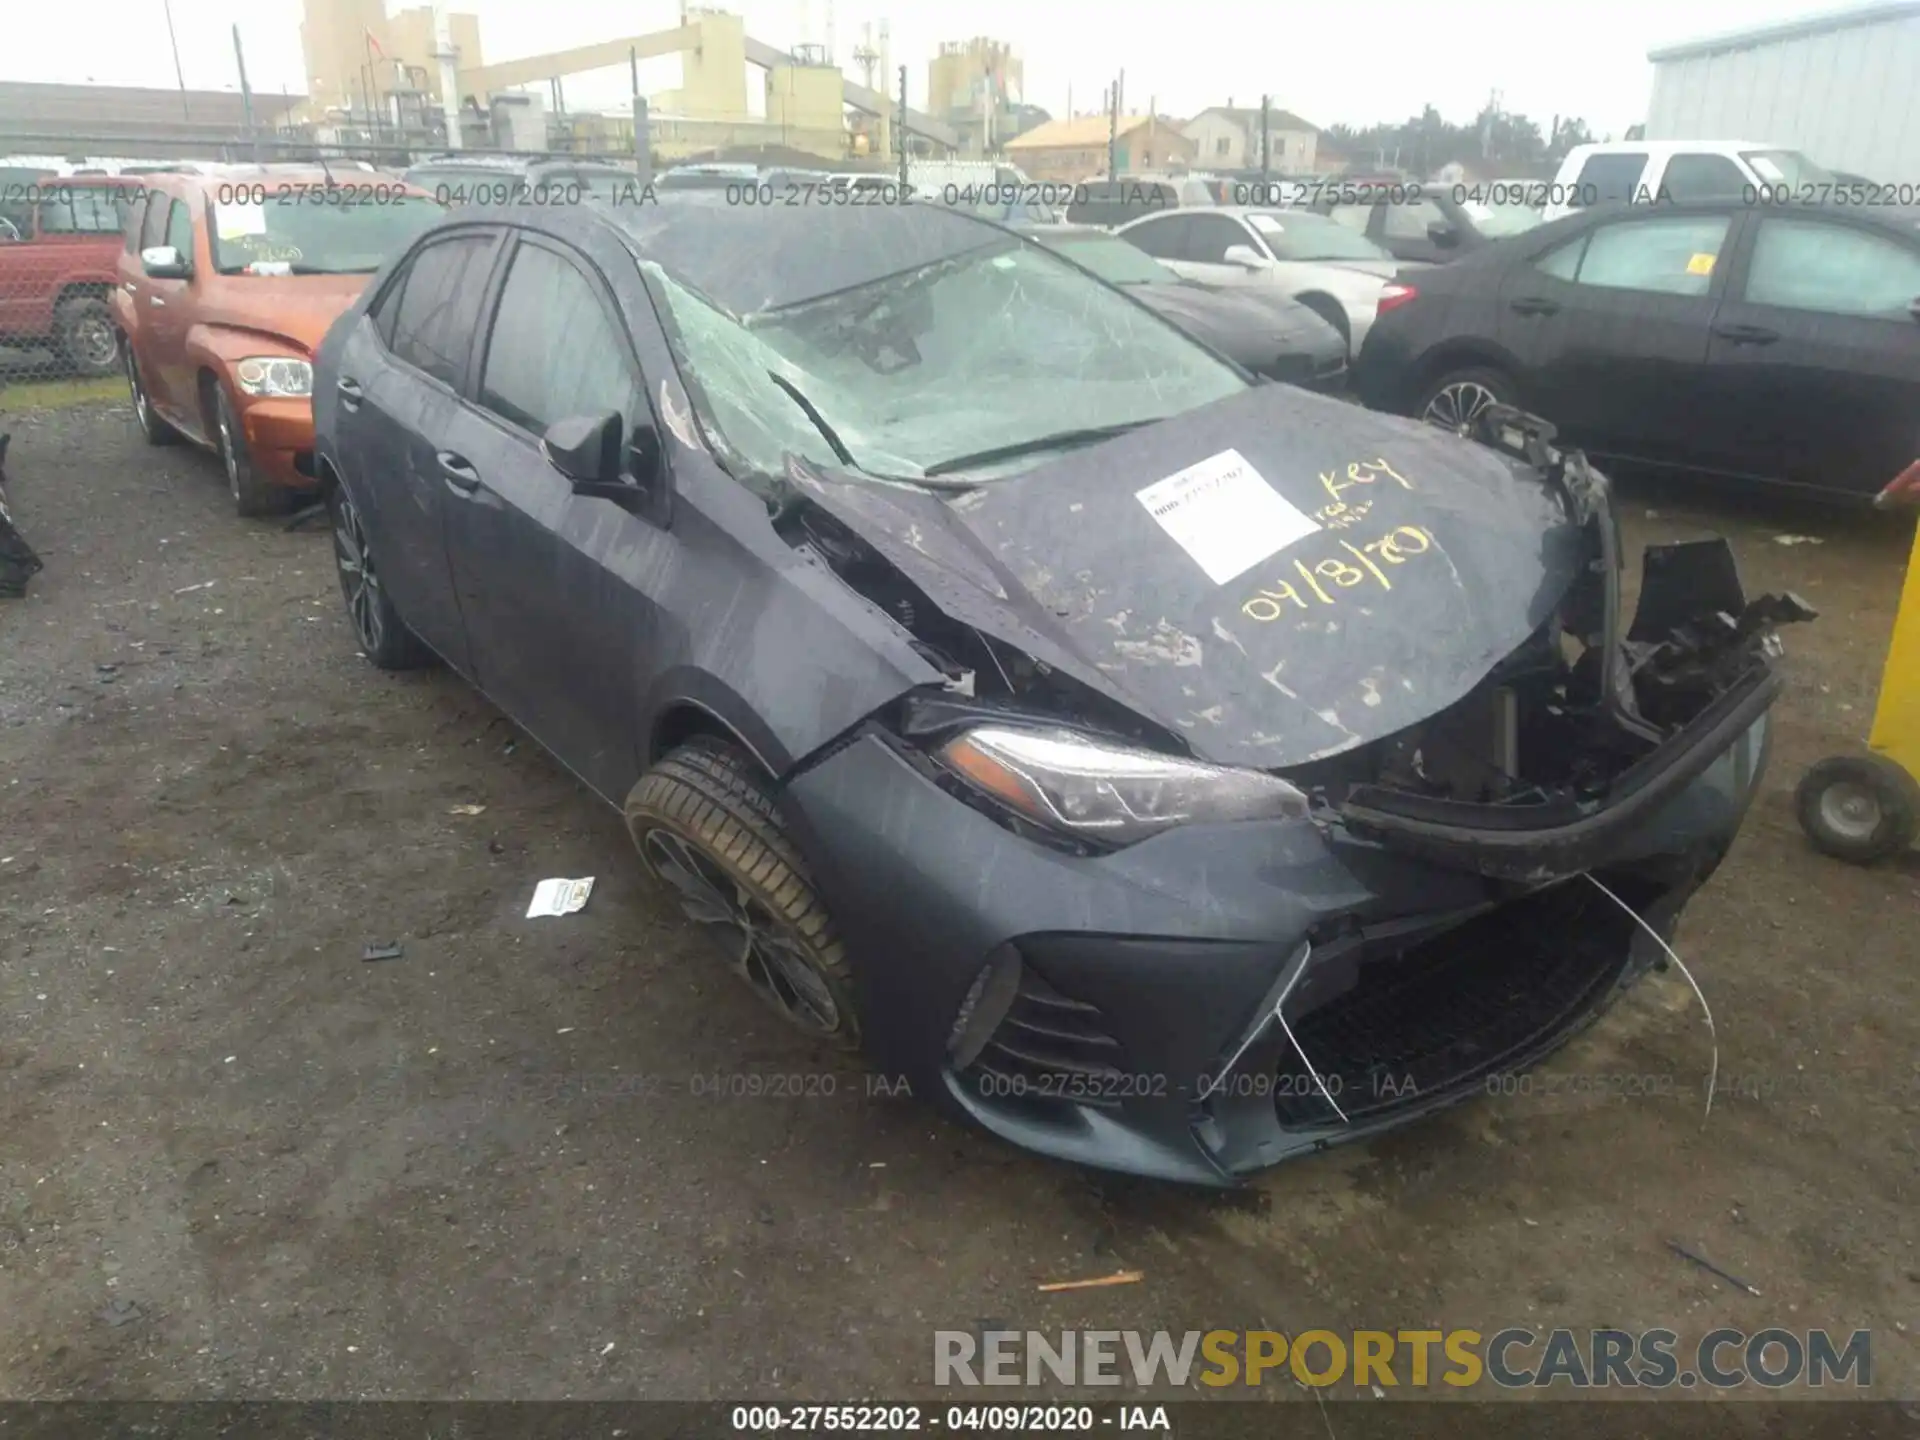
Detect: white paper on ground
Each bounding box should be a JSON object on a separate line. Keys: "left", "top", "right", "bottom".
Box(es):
{"left": 527, "top": 877, "right": 595, "bottom": 918}
{"left": 1135, "top": 448, "right": 1323, "bottom": 585}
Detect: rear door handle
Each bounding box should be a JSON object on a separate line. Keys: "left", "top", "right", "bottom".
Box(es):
{"left": 1711, "top": 322, "right": 1779, "bottom": 345}
{"left": 336, "top": 376, "right": 364, "bottom": 411}
{"left": 1509, "top": 296, "right": 1560, "bottom": 316}
{"left": 148, "top": 296, "right": 165, "bottom": 308}
{"left": 437, "top": 451, "right": 481, "bottom": 493}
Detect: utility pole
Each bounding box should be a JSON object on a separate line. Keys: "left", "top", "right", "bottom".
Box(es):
{"left": 233, "top": 25, "right": 259, "bottom": 160}
{"left": 1259, "top": 93, "right": 1271, "bottom": 181}
{"left": 1106, "top": 80, "right": 1118, "bottom": 177}
{"left": 897, "top": 64, "right": 909, "bottom": 186}
{"left": 161, "top": 0, "right": 191, "bottom": 122}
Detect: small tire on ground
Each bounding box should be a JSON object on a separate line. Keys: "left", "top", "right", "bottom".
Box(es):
{"left": 324, "top": 481, "right": 433, "bottom": 670}
{"left": 124, "top": 345, "right": 178, "bottom": 446}
{"left": 1415, "top": 365, "right": 1514, "bottom": 431}
{"left": 625, "top": 738, "right": 861, "bottom": 1050}
{"left": 1794, "top": 753, "right": 1920, "bottom": 864}
{"left": 53, "top": 295, "right": 118, "bottom": 377}
{"left": 212, "top": 382, "right": 291, "bottom": 517}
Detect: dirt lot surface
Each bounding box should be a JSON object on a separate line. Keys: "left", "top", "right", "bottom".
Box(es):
{"left": 2, "top": 399, "right": 1917, "bottom": 1404}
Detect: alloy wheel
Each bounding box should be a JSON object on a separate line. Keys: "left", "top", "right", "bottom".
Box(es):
{"left": 1817, "top": 781, "right": 1884, "bottom": 845}
{"left": 72, "top": 313, "right": 117, "bottom": 372}
{"left": 1423, "top": 380, "right": 1500, "bottom": 433}
{"left": 331, "top": 490, "right": 387, "bottom": 654}
{"left": 638, "top": 826, "right": 843, "bottom": 1034}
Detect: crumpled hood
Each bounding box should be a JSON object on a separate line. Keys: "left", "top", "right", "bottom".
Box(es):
{"left": 1128, "top": 283, "right": 1345, "bottom": 369}
{"left": 787, "top": 383, "right": 1584, "bottom": 770}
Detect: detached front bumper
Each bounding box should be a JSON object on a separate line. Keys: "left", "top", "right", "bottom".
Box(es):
{"left": 781, "top": 711, "right": 1770, "bottom": 1186}
{"left": 238, "top": 396, "right": 318, "bottom": 489}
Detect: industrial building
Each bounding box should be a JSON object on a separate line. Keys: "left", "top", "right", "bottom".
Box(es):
{"left": 1645, "top": 0, "right": 1920, "bottom": 181}
{"left": 1005, "top": 115, "right": 1198, "bottom": 183}
{"left": 927, "top": 39, "right": 1023, "bottom": 157}
{"left": 292, "top": 0, "right": 957, "bottom": 161}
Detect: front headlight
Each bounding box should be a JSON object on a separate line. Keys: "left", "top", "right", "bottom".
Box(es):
{"left": 938, "top": 725, "right": 1309, "bottom": 844}
{"left": 234, "top": 356, "right": 313, "bottom": 398}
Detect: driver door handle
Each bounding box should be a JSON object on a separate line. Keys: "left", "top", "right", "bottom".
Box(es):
{"left": 336, "top": 376, "right": 363, "bottom": 412}
{"left": 437, "top": 451, "right": 481, "bottom": 493}
{"left": 1711, "top": 322, "right": 1779, "bottom": 346}
{"left": 1509, "top": 296, "right": 1560, "bottom": 316}
{"left": 148, "top": 296, "right": 166, "bottom": 308}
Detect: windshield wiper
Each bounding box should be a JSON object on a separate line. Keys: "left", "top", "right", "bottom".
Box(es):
{"left": 924, "top": 420, "right": 1152, "bottom": 477}
{"left": 766, "top": 370, "right": 856, "bottom": 467}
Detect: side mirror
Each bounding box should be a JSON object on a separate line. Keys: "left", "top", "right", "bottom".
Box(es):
{"left": 542, "top": 411, "right": 661, "bottom": 517}
{"left": 1908, "top": 296, "right": 1920, "bottom": 323}
{"left": 141, "top": 245, "right": 190, "bottom": 279}
{"left": 1426, "top": 219, "right": 1461, "bottom": 248}
{"left": 1222, "top": 243, "right": 1271, "bottom": 270}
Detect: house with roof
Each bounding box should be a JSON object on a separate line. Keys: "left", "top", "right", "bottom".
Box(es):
{"left": 1181, "top": 104, "right": 1318, "bottom": 173}
{"left": 1004, "top": 114, "right": 1197, "bottom": 181}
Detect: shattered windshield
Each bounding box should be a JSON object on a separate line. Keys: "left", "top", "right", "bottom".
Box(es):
{"left": 645, "top": 237, "right": 1246, "bottom": 483}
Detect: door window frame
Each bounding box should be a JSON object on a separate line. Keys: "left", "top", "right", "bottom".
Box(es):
{"left": 1525, "top": 209, "right": 1741, "bottom": 301}
{"left": 368, "top": 225, "right": 505, "bottom": 396}
{"left": 466, "top": 228, "right": 668, "bottom": 510}
{"left": 1727, "top": 213, "right": 1920, "bottom": 321}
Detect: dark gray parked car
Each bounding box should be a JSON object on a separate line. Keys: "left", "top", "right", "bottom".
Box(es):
{"left": 312, "top": 195, "right": 1805, "bottom": 1184}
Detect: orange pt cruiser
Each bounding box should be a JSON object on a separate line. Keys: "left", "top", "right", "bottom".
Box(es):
{"left": 113, "top": 167, "right": 442, "bottom": 515}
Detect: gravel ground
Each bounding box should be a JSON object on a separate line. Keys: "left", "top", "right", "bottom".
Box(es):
{"left": 1, "top": 400, "right": 1916, "bottom": 1403}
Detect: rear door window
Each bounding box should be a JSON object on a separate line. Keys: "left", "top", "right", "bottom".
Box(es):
{"left": 1569, "top": 215, "right": 1730, "bottom": 296}
{"left": 1569, "top": 152, "right": 1648, "bottom": 206}
{"left": 386, "top": 232, "right": 498, "bottom": 387}
{"left": 1381, "top": 198, "right": 1446, "bottom": 241}
{"left": 1743, "top": 218, "right": 1920, "bottom": 318}
{"left": 1659, "top": 153, "right": 1748, "bottom": 202}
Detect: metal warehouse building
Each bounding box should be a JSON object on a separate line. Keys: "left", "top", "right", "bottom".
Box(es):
{"left": 1645, "top": 0, "right": 1920, "bottom": 181}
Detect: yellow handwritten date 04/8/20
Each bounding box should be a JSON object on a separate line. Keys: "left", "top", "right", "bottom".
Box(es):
{"left": 1241, "top": 525, "right": 1436, "bottom": 623}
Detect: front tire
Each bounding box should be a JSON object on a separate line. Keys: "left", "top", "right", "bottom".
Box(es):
{"left": 327, "top": 481, "right": 432, "bottom": 670}
{"left": 55, "top": 296, "right": 118, "bottom": 377}
{"left": 1417, "top": 365, "right": 1514, "bottom": 434}
{"left": 1795, "top": 753, "right": 1920, "bottom": 864}
{"left": 212, "top": 383, "right": 291, "bottom": 517}
{"left": 626, "top": 738, "right": 861, "bottom": 1050}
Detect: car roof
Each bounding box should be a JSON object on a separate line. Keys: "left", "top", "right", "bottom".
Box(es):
{"left": 607, "top": 192, "right": 1010, "bottom": 314}
{"left": 1560, "top": 140, "right": 1787, "bottom": 159}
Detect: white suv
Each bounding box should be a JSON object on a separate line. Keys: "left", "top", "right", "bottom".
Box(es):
{"left": 1540, "top": 141, "right": 1834, "bottom": 221}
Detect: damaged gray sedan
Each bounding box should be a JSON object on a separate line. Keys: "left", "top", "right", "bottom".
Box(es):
{"left": 311, "top": 195, "right": 1809, "bottom": 1184}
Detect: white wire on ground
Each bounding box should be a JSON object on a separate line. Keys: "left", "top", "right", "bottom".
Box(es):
{"left": 1583, "top": 872, "right": 1719, "bottom": 1126}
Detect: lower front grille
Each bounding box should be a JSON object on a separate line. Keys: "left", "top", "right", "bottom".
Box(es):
{"left": 960, "top": 962, "right": 1130, "bottom": 1111}
{"left": 1272, "top": 874, "right": 1655, "bottom": 1128}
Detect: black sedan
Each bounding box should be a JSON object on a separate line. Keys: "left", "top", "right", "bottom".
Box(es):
{"left": 1020, "top": 223, "right": 1347, "bottom": 390}
{"left": 1353, "top": 199, "right": 1920, "bottom": 501}
{"left": 312, "top": 195, "right": 1802, "bottom": 1184}
{"left": 1304, "top": 186, "right": 1545, "bottom": 265}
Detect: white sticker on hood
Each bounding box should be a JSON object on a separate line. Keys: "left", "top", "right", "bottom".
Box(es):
{"left": 1136, "top": 449, "right": 1322, "bottom": 586}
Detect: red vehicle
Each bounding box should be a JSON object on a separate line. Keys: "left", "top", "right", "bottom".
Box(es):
{"left": 0, "top": 175, "right": 141, "bottom": 376}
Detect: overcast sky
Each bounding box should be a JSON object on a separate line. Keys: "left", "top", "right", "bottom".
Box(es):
{"left": 4, "top": 0, "right": 1832, "bottom": 135}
